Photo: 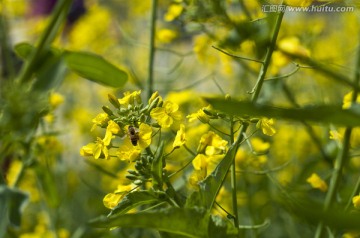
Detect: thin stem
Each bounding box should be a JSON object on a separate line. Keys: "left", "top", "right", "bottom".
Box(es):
{"left": 0, "top": 10, "right": 15, "bottom": 80}
{"left": 229, "top": 10, "right": 284, "bottom": 237}
{"left": 212, "top": 45, "right": 264, "bottom": 64}
{"left": 230, "top": 117, "right": 240, "bottom": 234}
{"left": 345, "top": 175, "right": 360, "bottom": 211}
{"left": 215, "top": 201, "right": 235, "bottom": 219}
{"left": 281, "top": 83, "right": 332, "bottom": 165}
{"left": 17, "top": 0, "right": 72, "bottom": 84}
{"left": 315, "top": 34, "right": 360, "bottom": 238}
{"left": 147, "top": 0, "right": 158, "bottom": 99}
{"left": 251, "top": 11, "right": 284, "bottom": 102}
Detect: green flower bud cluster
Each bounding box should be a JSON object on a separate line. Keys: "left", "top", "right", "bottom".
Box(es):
{"left": 126, "top": 155, "right": 154, "bottom": 185}
{"left": 101, "top": 92, "right": 162, "bottom": 129}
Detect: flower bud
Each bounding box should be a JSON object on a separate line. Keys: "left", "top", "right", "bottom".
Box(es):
{"left": 126, "top": 174, "right": 138, "bottom": 181}
{"left": 108, "top": 94, "right": 121, "bottom": 108}
{"left": 102, "top": 106, "right": 114, "bottom": 116}
{"left": 147, "top": 97, "right": 160, "bottom": 112}
{"left": 134, "top": 180, "right": 143, "bottom": 185}
{"left": 127, "top": 170, "right": 138, "bottom": 176}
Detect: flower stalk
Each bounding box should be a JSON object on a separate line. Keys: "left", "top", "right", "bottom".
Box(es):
{"left": 315, "top": 30, "right": 360, "bottom": 238}
{"left": 229, "top": 10, "right": 285, "bottom": 236}
{"left": 147, "top": 0, "right": 158, "bottom": 99}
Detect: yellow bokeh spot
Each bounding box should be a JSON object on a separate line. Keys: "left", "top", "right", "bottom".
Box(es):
{"left": 164, "top": 4, "right": 183, "bottom": 22}
{"left": 306, "top": 173, "right": 328, "bottom": 192}
{"left": 157, "top": 28, "right": 178, "bottom": 44}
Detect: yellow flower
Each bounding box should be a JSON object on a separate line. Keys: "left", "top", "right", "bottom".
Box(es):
{"left": 150, "top": 101, "right": 182, "bottom": 128}
{"left": 93, "top": 136, "right": 110, "bottom": 159}
{"left": 148, "top": 91, "right": 163, "bottom": 105}
{"left": 306, "top": 173, "right": 328, "bottom": 192}
{"left": 81, "top": 132, "right": 112, "bottom": 159}
{"left": 103, "top": 184, "right": 133, "bottom": 209}
{"left": 329, "top": 130, "right": 343, "bottom": 141}
{"left": 117, "top": 140, "right": 141, "bottom": 162}
{"left": 257, "top": 118, "right": 276, "bottom": 136}
{"left": 91, "top": 113, "right": 109, "bottom": 131}
{"left": 173, "top": 124, "right": 186, "bottom": 149}
{"left": 106, "top": 120, "right": 121, "bottom": 135}
{"left": 187, "top": 107, "right": 210, "bottom": 123}
{"left": 189, "top": 170, "right": 206, "bottom": 189}
{"left": 80, "top": 143, "right": 96, "bottom": 157}
{"left": 352, "top": 195, "right": 360, "bottom": 209}
{"left": 49, "top": 92, "right": 64, "bottom": 109}
{"left": 192, "top": 154, "right": 209, "bottom": 171}
{"left": 118, "top": 90, "right": 142, "bottom": 106}
{"left": 138, "top": 123, "right": 152, "bottom": 149}
{"left": 191, "top": 153, "right": 224, "bottom": 185}
{"left": 5, "top": 160, "right": 23, "bottom": 187}
{"left": 197, "top": 131, "right": 228, "bottom": 154}
{"left": 343, "top": 91, "right": 360, "bottom": 109}
{"left": 157, "top": 28, "right": 178, "bottom": 44}
{"left": 164, "top": 4, "right": 183, "bottom": 21}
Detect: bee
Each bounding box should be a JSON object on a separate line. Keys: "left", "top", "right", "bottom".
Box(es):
{"left": 128, "top": 126, "right": 139, "bottom": 146}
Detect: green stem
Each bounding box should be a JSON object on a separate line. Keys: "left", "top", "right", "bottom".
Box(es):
{"left": 230, "top": 117, "right": 240, "bottom": 235}
{"left": 0, "top": 10, "right": 15, "bottom": 80}
{"left": 345, "top": 175, "right": 360, "bottom": 211}
{"left": 251, "top": 11, "right": 284, "bottom": 102}
{"left": 314, "top": 31, "right": 360, "bottom": 238}
{"left": 229, "top": 9, "right": 284, "bottom": 236}
{"left": 147, "top": 0, "right": 158, "bottom": 99}
{"left": 17, "top": 0, "right": 72, "bottom": 84}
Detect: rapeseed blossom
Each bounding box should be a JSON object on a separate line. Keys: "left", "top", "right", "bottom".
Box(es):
{"left": 173, "top": 124, "right": 186, "bottom": 149}
{"left": 256, "top": 118, "right": 276, "bottom": 136}
{"left": 150, "top": 101, "right": 182, "bottom": 128}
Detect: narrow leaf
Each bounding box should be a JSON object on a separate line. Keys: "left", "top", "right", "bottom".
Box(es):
{"left": 91, "top": 207, "right": 233, "bottom": 238}
{"left": 14, "top": 42, "right": 33, "bottom": 59}
{"left": 0, "top": 185, "right": 29, "bottom": 238}
{"left": 286, "top": 199, "right": 360, "bottom": 231}
{"left": 151, "top": 142, "right": 164, "bottom": 190}
{"left": 13, "top": 42, "right": 66, "bottom": 91}
{"left": 17, "top": 0, "right": 72, "bottom": 83}
{"left": 205, "top": 98, "right": 360, "bottom": 127}
{"left": 108, "top": 190, "right": 163, "bottom": 216}
{"left": 198, "top": 145, "right": 238, "bottom": 209}
{"left": 64, "top": 51, "right": 128, "bottom": 88}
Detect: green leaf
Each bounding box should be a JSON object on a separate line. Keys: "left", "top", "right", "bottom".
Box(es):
{"left": 13, "top": 42, "right": 66, "bottom": 91}
{"left": 198, "top": 145, "right": 238, "bottom": 209}
{"left": 91, "top": 207, "right": 235, "bottom": 238}
{"left": 151, "top": 142, "right": 165, "bottom": 190}
{"left": 108, "top": 190, "right": 164, "bottom": 216}
{"left": 14, "top": 42, "right": 33, "bottom": 59}
{"left": 205, "top": 98, "right": 360, "bottom": 127}
{"left": 32, "top": 53, "right": 66, "bottom": 91}
{"left": 0, "top": 185, "right": 29, "bottom": 238}
{"left": 286, "top": 199, "right": 360, "bottom": 231}
{"left": 64, "top": 51, "right": 128, "bottom": 88}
